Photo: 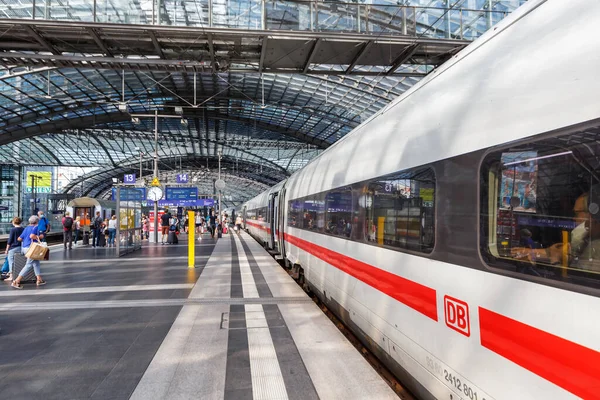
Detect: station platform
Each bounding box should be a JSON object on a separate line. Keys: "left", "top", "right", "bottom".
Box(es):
{"left": 0, "top": 231, "right": 398, "bottom": 400}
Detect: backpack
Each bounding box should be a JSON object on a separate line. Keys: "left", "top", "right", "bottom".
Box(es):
{"left": 63, "top": 217, "right": 73, "bottom": 229}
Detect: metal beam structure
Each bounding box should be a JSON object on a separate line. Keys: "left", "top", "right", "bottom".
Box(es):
{"left": 0, "top": 20, "right": 468, "bottom": 75}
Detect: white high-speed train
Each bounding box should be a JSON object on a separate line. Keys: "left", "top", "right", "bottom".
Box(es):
{"left": 242, "top": 1, "right": 600, "bottom": 399}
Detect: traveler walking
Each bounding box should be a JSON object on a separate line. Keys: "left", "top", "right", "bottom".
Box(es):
{"left": 3, "top": 217, "right": 24, "bottom": 281}
{"left": 235, "top": 215, "right": 242, "bottom": 233}
{"left": 195, "top": 212, "right": 202, "bottom": 234}
{"left": 209, "top": 210, "right": 217, "bottom": 238}
{"left": 62, "top": 212, "right": 74, "bottom": 249}
{"left": 92, "top": 211, "right": 103, "bottom": 247}
{"left": 11, "top": 215, "right": 46, "bottom": 289}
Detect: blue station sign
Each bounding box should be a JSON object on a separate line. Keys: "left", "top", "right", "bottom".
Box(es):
{"left": 112, "top": 187, "right": 146, "bottom": 201}
{"left": 165, "top": 187, "right": 198, "bottom": 201}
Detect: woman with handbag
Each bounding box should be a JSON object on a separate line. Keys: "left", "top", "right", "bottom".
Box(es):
{"left": 11, "top": 215, "right": 46, "bottom": 289}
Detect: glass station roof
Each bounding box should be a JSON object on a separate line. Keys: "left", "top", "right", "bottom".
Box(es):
{"left": 0, "top": 0, "right": 526, "bottom": 203}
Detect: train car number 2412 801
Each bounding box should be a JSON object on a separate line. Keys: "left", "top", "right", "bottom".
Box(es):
{"left": 425, "top": 355, "right": 494, "bottom": 400}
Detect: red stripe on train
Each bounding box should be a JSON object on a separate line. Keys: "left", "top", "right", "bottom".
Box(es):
{"left": 246, "top": 219, "right": 271, "bottom": 234}
{"left": 479, "top": 307, "right": 600, "bottom": 399}
{"left": 283, "top": 232, "right": 437, "bottom": 321}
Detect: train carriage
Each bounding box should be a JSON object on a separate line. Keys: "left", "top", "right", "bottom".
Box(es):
{"left": 242, "top": 1, "right": 600, "bottom": 399}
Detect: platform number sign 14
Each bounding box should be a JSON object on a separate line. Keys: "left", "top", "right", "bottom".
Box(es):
{"left": 124, "top": 174, "right": 136, "bottom": 184}
{"left": 176, "top": 174, "right": 189, "bottom": 184}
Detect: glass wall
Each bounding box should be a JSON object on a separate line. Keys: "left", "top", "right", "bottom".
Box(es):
{"left": 0, "top": 165, "right": 16, "bottom": 235}
{"left": 0, "top": 0, "right": 523, "bottom": 40}
{"left": 116, "top": 187, "right": 143, "bottom": 256}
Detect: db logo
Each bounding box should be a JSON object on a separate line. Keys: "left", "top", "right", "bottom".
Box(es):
{"left": 444, "top": 295, "right": 470, "bottom": 337}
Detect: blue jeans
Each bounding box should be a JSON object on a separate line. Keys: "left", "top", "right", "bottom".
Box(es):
{"left": 20, "top": 247, "right": 41, "bottom": 277}
{"left": 108, "top": 228, "right": 116, "bottom": 245}
{"left": 7, "top": 247, "right": 20, "bottom": 274}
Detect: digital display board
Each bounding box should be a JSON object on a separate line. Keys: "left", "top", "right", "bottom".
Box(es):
{"left": 165, "top": 187, "right": 198, "bottom": 201}
{"left": 112, "top": 187, "right": 146, "bottom": 201}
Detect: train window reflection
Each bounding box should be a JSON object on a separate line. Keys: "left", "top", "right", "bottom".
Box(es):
{"left": 362, "top": 168, "right": 435, "bottom": 252}
{"left": 287, "top": 167, "right": 435, "bottom": 255}
{"left": 481, "top": 129, "right": 600, "bottom": 288}
{"left": 325, "top": 189, "right": 352, "bottom": 237}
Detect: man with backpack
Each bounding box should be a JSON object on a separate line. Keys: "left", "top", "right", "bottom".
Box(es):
{"left": 62, "top": 212, "right": 74, "bottom": 250}
{"left": 92, "top": 211, "right": 103, "bottom": 247}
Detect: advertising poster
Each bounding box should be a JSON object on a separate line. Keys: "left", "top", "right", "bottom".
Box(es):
{"left": 26, "top": 171, "right": 52, "bottom": 193}
{"left": 500, "top": 151, "right": 538, "bottom": 213}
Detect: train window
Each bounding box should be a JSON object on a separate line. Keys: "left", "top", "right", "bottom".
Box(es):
{"left": 481, "top": 129, "right": 600, "bottom": 288}
{"left": 301, "top": 194, "right": 325, "bottom": 232}
{"left": 287, "top": 166, "right": 435, "bottom": 255}
{"left": 325, "top": 188, "right": 353, "bottom": 237}
{"left": 359, "top": 168, "right": 435, "bottom": 253}
{"left": 288, "top": 199, "right": 303, "bottom": 228}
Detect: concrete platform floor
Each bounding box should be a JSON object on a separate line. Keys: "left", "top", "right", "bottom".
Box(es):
{"left": 0, "top": 234, "right": 216, "bottom": 400}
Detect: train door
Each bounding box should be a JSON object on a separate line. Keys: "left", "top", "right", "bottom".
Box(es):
{"left": 269, "top": 192, "right": 279, "bottom": 251}
{"left": 242, "top": 206, "right": 247, "bottom": 229}
{"left": 277, "top": 187, "right": 287, "bottom": 259}
{"left": 75, "top": 207, "right": 91, "bottom": 231}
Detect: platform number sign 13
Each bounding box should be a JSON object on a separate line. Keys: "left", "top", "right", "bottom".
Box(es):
{"left": 176, "top": 174, "right": 189, "bottom": 184}
{"left": 124, "top": 174, "right": 136, "bottom": 184}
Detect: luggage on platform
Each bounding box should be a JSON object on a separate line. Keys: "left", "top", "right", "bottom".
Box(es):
{"left": 13, "top": 253, "right": 36, "bottom": 282}
{"left": 167, "top": 231, "right": 178, "bottom": 244}
{"left": 98, "top": 232, "right": 106, "bottom": 247}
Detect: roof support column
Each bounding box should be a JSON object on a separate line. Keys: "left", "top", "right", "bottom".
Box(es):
{"left": 153, "top": 110, "right": 159, "bottom": 244}
{"left": 157, "top": 0, "right": 162, "bottom": 25}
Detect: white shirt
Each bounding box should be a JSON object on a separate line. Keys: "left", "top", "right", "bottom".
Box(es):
{"left": 108, "top": 219, "right": 117, "bottom": 229}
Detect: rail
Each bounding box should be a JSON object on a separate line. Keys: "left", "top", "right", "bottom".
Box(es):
{"left": 0, "top": 0, "right": 519, "bottom": 41}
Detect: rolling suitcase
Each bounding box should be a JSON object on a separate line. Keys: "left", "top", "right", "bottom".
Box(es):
{"left": 83, "top": 231, "right": 90, "bottom": 245}
{"left": 167, "top": 231, "right": 178, "bottom": 244}
{"left": 98, "top": 232, "right": 106, "bottom": 247}
{"left": 13, "top": 253, "right": 36, "bottom": 283}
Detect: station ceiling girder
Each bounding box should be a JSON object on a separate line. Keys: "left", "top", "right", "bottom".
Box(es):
{"left": 0, "top": 19, "right": 467, "bottom": 75}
